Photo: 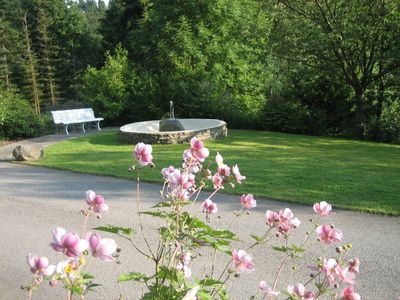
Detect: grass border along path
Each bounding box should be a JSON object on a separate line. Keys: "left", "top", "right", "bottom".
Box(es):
{"left": 29, "top": 130, "right": 400, "bottom": 216}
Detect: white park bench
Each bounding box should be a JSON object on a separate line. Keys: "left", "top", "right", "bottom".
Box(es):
{"left": 51, "top": 108, "right": 104, "bottom": 135}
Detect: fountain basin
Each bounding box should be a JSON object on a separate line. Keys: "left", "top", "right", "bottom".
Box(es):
{"left": 119, "top": 119, "right": 227, "bottom": 144}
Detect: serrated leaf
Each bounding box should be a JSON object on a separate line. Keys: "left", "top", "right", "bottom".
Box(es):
{"left": 272, "top": 246, "right": 288, "bottom": 252}
{"left": 291, "top": 244, "right": 305, "bottom": 253}
{"left": 212, "top": 243, "right": 232, "bottom": 255}
{"left": 152, "top": 201, "right": 172, "bottom": 208}
{"left": 250, "top": 234, "right": 264, "bottom": 242}
{"left": 118, "top": 272, "right": 150, "bottom": 283}
{"left": 142, "top": 211, "right": 175, "bottom": 220}
{"left": 198, "top": 278, "right": 223, "bottom": 287}
{"left": 93, "top": 225, "right": 134, "bottom": 236}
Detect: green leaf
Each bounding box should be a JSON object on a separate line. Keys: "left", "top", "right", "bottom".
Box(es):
{"left": 71, "top": 285, "right": 84, "bottom": 295}
{"left": 118, "top": 272, "right": 151, "bottom": 283}
{"left": 198, "top": 290, "right": 213, "bottom": 300}
{"left": 152, "top": 201, "right": 173, "bottom": 208}
{"left": 142, "top": 211, "right": 175, "bottom": 220}
{"left": 198, "top": 278, "right": 223, "bottom": 287}
{"left": 212, "top": 243, "right": 232, "bottom": 255}
{"left": 291, "top": 244, "right": 305, "bottom": 254}
{"left": 250, "top": 234, "right": 264, "bottom": 242}
{"left": 93, "top": 225, "right": 134, "bottom": 236}
{"left": 272, "top": 246, "right": 288, "bottom": 253}
{"left": 82, "top": 272, "right": 95, "bottom": 280}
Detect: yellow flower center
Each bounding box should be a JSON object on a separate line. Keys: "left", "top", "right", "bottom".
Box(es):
{"left": 65, "top": 265, "right": 73, "bottom": 274}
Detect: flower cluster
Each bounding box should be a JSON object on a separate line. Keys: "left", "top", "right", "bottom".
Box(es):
{"left": 266, "top": 208, "right": 301, "bottom": 236}
{"left": 210, "top": 151, "right": 246, "bottom": 190}
{"left": 24, "top": 191, "right": 117, "bottom": 299}
{"left": 182, "top": 137, "right": 209, "bottom": 173}
{"left": 23, "top": 138, "right": 363, "bottom": 300}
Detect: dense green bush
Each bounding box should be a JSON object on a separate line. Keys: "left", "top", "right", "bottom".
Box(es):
{"left": 259, "top": 98, "right": 311, "bottom": 134}
{"left": 0, "top": 86, "right": 50, "bottom": 139}
{"left": 82, "top": 0, "right": 272, "bottom": 126}
{"left": 81, "top": 47, "right": 160, "bottom": 124}
{"left": 365, "top": 100, "right": 400, "bottom": 143}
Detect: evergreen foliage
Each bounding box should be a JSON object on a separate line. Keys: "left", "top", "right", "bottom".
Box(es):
{"left": 1, "top": 0, "right": 399, "bottom": 142}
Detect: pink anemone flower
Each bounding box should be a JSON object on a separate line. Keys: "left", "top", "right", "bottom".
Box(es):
{"left": 232, "top": 164, "right": 246, "bottom": 184}
{"left": 335, "top": 265, "right": 355, "bottom": 285}
{"left": 168, "top": 169, "right": 194, "bottom": 190}
{"left": 56, "top": 258, "right": 79, "bottom": 279}
{"left": 232, "top": 249, "right": 255, "bottom": 273}
{"left": 190, "top": 137, "right": 209, "bottom": 162}
{"left": 287, "top": 283, "right": 315, "bottom": 300}
{"left": 27, "top": 254, "right": 56, "bottom": 276}
{"left": 218, "top": 165, "right": 230, "bottom": 177}
{"left": 240, "top": 194, "right": 257, "bottom": 209}
{"left": 313, "top": 201, "right": 333, "bottom": 217}
{"left": 51, "top": 227, "right": 89, "bottom": 257}
{"left": 176, "top": 252, "right": 192, "bottom": 278}
{"left": 86, "top": 190, "right": 108, "bottom": 213}
{"left": 266, "top": 210, "right": 280, "bottom": 227}
{"left": 215, "top": 152, "right": 224, "bottom": 167}
{"left": 322, "top": 258, "right": 338, "bottom": 285}
{"left": 316, "top": 225, "right": 343, "bottom": 244}
{"left": 340, "top": 286, "right": 361, "bottom": 300}
{"left": 266, "top": 208, "right": 300, "bottom": 235}
{"left": 161, "top": 166, "right": 176, "bottom": 180}
{"left": 201, "top": 199, "right": 218, "bottom": 214}
{"left": 212, "top": 173, "right": 224, "bottom": 189}
{"left": 348, "top": 258, "right": 360, "bottom": 273}
{"left": 86, "top": 233, "right": 117, "bottom": 261}
{"left": 259, "top": 281, "right": 279, "bottom": 297}
{"left": 134, "top": 142, "right": 153, "bottom": 166}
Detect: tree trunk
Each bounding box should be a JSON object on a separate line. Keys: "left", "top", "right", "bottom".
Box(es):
{"left": 376, "top": 78, "right": 384, "bottom": 121}
{"left": 2, "top": 46, "right": 10, "bottom": 87}
{"left": 38, "top": 7, "right": 58, "bottom": 106}
{"left": 353, "top": 89, "right": 365, "bottom": 139}
{"left": 21, "top": 13, "right": 41, "bottom": 115}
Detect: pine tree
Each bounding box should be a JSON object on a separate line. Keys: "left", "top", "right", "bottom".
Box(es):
{"left": 21, "top": 12, "right": 41, "bottom": 114}
{"left": 36, "top": 5, "right": 58, "bottom": 106}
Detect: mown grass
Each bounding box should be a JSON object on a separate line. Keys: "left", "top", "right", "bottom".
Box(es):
{"left": 29, "top": 130, "right": 400, "bottom": 215}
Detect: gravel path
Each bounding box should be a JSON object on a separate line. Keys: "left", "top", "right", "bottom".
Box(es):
{"left": 0, "top": 134, "right": 399, "bottom": 299}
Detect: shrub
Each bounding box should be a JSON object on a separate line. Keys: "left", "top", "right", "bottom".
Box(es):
{"left": 0, "top": 86, "right": 49, "bottom": 139}
{"left": 81, "top": 46, "right": 160, "bottom": 124}
{"left": 259, "top": 98, "right": 311, "bottom": 134}
{"left": 364, "top": 100, "right": 400, "bottom": 143}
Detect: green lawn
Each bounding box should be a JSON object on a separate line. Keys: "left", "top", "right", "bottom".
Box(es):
{"left": 29, "top": 130, "right": 400, "bottom": 215}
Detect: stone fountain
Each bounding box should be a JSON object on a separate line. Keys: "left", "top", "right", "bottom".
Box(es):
{"left": 119, "top": 101, "right": 227, "bottom": 144}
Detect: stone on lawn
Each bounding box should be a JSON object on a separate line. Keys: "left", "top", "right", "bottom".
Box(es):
{"left": 12, "top": 145, "right": 44, "bottom": 161}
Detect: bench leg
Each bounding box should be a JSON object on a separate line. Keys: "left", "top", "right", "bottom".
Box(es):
{"left": 96, "top": 121, "right": 101, "bottom": 131}
{"left": 64, "top": 125, "right": 69, "bottom": 135}
{"left": 82, "top": 123, "right": 86, "bottom": 133}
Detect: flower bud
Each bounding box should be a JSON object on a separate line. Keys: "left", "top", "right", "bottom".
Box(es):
{"left": 49, "top": 279, "right": 58, "bottom": 287}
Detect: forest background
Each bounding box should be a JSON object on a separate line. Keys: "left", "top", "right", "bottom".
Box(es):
{"left": 1, "top": 0, "right": 399, "bottom": 143}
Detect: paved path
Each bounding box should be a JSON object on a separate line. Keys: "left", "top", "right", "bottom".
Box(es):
{"left": 0, "top": 134, "right": 399, "bottom": 299}
{"left": 0, "top": 129, "right": 116, "bottom": 161}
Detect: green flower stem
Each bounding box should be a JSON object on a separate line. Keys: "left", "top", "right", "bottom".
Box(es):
{"left": 136, "top": 170, "right": 155, "bottom": 260}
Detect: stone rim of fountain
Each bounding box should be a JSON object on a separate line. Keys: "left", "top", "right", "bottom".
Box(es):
{"left": 119, "top": 118, "right": 227, "bottom": 144}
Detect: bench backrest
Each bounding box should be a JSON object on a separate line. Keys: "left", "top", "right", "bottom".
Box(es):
{"left": 51, "top": 108, "right": 96, "bottom": 124}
